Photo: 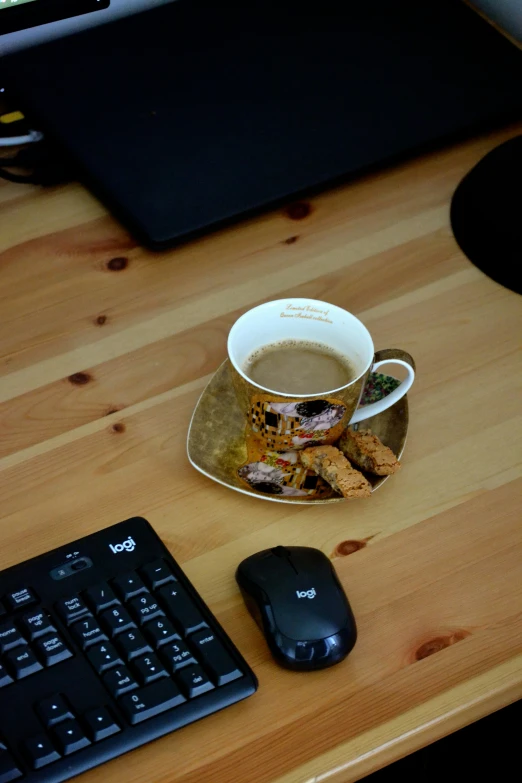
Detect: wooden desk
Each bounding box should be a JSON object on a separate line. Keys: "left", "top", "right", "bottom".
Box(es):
{"left": 1, "top": 120, "right": 521, "bottom": 783}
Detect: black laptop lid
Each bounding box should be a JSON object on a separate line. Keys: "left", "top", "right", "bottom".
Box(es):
{"left": 2, "top": 0, "right": 522, "bottom": 249}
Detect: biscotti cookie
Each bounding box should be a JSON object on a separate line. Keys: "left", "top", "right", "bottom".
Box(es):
{"left": 338, "top": 427, "right": 401, "bottom": 476}
{"left": 299, "top": 445, "right": 371, "bottom": 498}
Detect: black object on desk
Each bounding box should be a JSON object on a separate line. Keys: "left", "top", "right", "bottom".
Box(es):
{"left": 2, "top": 0, "right": 522, "bottom": 250}
{"left": 236, "top": 545, "right": 357, "bottom": 671}
{"left": 0, "top": 517, "right": 257, "bottom": 783}
{"left": 450, "top": 135, "right": 522, "bottom": 295}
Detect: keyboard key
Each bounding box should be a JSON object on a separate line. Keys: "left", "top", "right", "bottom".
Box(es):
{"left": 70, "top": 616, "right": 108, "bottom": 649}
{"left": 103, "top": 665, "right": 139, "bottom": 697}
{"left": 160, "top": 639, "right": 197, "bottom": 673}
{"left": 87, "top": 642, "right": 124, "bottom": 673}
{"left": 23, "top": 734, "right": 61, "bottom": 769}
{"left": 133, "top": 653, "right": 168, "bottom": 684}
{"left": 0, "top": 623, "right": 27, "bottom": 654}
{"left": 177, "top": 664, "right": 215, "bottom": 698}
{"left": 116, "top": 629, "right": 152, "bottom": 661}
{"left": 20, "top": 609, "right": 57, "bottom": 641}
{"left": 53, "top": 719, "right": 91, "bottom": 755}
{"left": 0, "top": 750, "right": 22, "bottom": 782}
{"left": 34, "top": 635, "right": 73, "bottom": 667}
{"left": 112, "top": 572, "right": 148, "bottom": 601}
{"left": 119, "top": 680, "right": 186, "bottom": 725}
{"left": 4, "top": 646, "right": 43, "bottom": 679}
{"left": 140, "top": 559, "right": 177, "bottom": 590}
{"left": 157, "top": 584, "right": 208, "bottom": 636}
{"left": 83, "top": 583, "right": 120, "bottom": 613}
{"left": 0, "top": 663, "right": 13, "bottom": 688}
{"left": 6, "top": 588, "right": 37, "bottom": 612}
{"left": 128, "top": 595, "right": 165, "bottom": 626}
{"left": 55, "top": 596, "right": 91, "bottom": 626}
{"left": 83, "top": 707, "right": 121, "bottom": 742}
{"left": 36, "top": 694, "right": 74, "bottom": 727}
{"left": 190, "top": 630, "right": 242, "bottom": 685}
{"left": 100, "top": 606, "right": 136, "bottom": 637}
{"left": 144, "top": 617, "right": 180, "bottom": 648}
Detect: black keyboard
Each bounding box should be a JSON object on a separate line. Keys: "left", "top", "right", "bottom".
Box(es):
{"left": 0, "top": 517, "right": 257, "bottom": 782}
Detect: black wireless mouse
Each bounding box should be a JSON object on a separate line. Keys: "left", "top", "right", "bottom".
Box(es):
{"left": 236, "top": 545, "right": 357, "bottom": 671}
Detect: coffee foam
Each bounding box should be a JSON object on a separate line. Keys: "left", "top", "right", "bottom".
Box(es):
{"left": 243, "top": 339, "right": 354, "bottom": 372}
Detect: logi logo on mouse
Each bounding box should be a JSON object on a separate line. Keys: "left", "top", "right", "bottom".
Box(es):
{"left": 296, "top": 588, "right": 316, "bottom": 599}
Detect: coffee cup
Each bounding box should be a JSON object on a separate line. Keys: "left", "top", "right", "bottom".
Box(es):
{"left": 227, "top": 298, "right": 415, "bottom": 452}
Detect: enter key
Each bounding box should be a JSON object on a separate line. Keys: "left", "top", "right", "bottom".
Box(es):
{"left": 190, "top": 630, "right": 242, "bottom": 686}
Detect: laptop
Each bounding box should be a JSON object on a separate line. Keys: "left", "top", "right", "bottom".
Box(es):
{"left": 2, "top": 0, "right": 522, "bottom": 250}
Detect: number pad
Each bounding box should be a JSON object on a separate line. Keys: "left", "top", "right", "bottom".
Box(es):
{"left": 140, "top": 559, "right": 177, "bottom": 590}
{"left": 103, "top": 665, "right": 139, "bottom": 697}
{"left": 160, "top": 640, "right": 196, "bottom": 673}
{"left": 119, "top": 680, "right": 185, "bottom": 725}
{"left": 100, "top": 606, "right": 137, "bottom": 637}
{"left": 144, "top": 618, "right": 180, "bottom": 649}
{"left": 111, "top": 572, "right": 148, "bottom": 601}
{"left": 83, "top": 583, "right": 120, "bottom": 613}
{"left": 70, "top": 617, "right": 107, "bottom": 650}
{"left": 87, "top": 642, "right": 123, "bottom": 674}
{"left": 55, "top": 596, "right": 90, "bottom": 626}
{"left": 133, "top": 653, "right": 168, "bottom": 684}
{"left": 116, "top": 629, "right": 152, "bottom": 661}
{"left": 157, "top": 584, "right": 208, "bottom": 636}
{"left": 190, "top": 630, "right": 242, "bottom": 686}
{"left": 128, "top": 596, "right": 165, "bottom": 625}
{"left": 177, "top": 664, "right": 214, "bottom": 698}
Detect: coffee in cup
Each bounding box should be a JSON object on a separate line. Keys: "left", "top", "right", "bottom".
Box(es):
{"left": 243, "top": 339, "right": 357, "bottom": 395}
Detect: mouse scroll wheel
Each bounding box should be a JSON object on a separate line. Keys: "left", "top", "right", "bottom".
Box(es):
{"left": 271, "top": 546, "right": 292, "bottom": 558}
{"left": 270, "top": 546, "right": 298, "bottom": 574}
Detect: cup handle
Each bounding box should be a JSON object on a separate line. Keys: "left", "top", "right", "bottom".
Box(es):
{"left": 349, "top": 348, "right": 416, "bottom": 425}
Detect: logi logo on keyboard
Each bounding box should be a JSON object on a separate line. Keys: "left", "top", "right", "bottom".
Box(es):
{"left": 109, "top": 536, "right": 136, "bottom": 554}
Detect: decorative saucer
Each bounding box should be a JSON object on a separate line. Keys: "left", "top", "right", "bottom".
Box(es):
{"left": 187, "top": 360, "right": 408, "bottom": 504}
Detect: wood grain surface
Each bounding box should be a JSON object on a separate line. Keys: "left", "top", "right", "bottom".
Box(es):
{"left": 1, "top": 118, "right": 522, "bottom": 783}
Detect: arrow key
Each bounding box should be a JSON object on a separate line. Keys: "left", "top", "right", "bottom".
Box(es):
{"left": 36, "top": 694, "right": 74, "bottom": 727}
{"left": 23, "top": 734, "right": 60, "bottom": 769}
{"left": 83, "top": 706, "right": 121, "bottom": 742}
{"left": 53, "top": 719, "right": 91, "bottom": 755}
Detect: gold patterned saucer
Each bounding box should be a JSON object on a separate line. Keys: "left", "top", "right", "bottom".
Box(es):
{"left": 187, "top": 360, "right": 408, "bottom": 504}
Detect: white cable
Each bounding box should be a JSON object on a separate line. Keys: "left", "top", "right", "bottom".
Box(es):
{"left": 0, "top": 130, "right": 44, "bottom": 147}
